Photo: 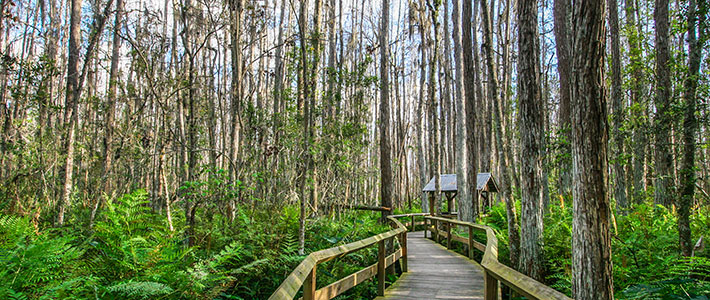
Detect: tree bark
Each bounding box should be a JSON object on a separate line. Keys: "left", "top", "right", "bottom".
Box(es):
{"left": 679, "top": 0, "right": 704, "bottom": 257}
{"left": 228, "top": 0, "right": 245, "bottom": 222}
{"left": 57, "top": 0, "right": 114, "bottom": 225}
{"left": 452, "top": 0, "right": 470, "bottom": 223}
{"left": 517, "top": 0, "right": 545, "bottom": 281}
{"left": 90, "top": 0, "right": 124, "bottom": 228}
{"left": 56, "top": 0, "right": 83, "bottom": 226}
{"left": 570, "top": 0, "right": 614, "bottom": 298}
{"left": 380, "top": 0, "right": 393, "bottom": 220}
{"left": 553, "top": 0, "right": 572, "bottom": 198}
{"left": 428, "top": 1, "right": 442, "bottom": 216}
{"left": 417, "top": 16, "right": 428, "bottom": 213}
{"left": 653, "top": 0, "right": 674, "bottom": 208}
{"left": 462, "top": 0, "right": 478, "bottom": 222}
{"left": 625, "top": 0, "right": 648, "bottom": 204}
{"left": 607, "top": 0, "right": 628, "bottom": 212}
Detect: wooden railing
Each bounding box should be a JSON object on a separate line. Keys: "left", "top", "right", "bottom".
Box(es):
{"left": 425, "top": 216, "right": 572, "bottom": 300}
{"left": 268, "top": 213, "right": 429, "bottom": 300}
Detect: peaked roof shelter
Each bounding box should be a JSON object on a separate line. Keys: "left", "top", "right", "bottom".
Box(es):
{"left": 422, "top": 173, "right": 499, "bottom": 216}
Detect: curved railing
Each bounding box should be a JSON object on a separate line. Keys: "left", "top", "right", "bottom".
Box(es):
{"left": 425, "top": 216, "right": 572, "bottom": 300}
{"left": 268, "top": 213, "right": 429, "bottom": 300}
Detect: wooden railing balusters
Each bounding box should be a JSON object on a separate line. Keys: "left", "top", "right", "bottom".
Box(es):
{"left": 304, "top": 266, "right": 317, "bottom": 300}
{"left": 468, "top": 226, "right": 474, "bottom": 259}
{"left": 424, "top": 217, "right": 428, "bottom": 238}
{"left": 484, "top": 271, "right": 498, "bottom": 300}
{"left": 377, "top": 239, "right": 386, "bottom": 296}
{"left": 424, "top": 216, "right": 572, "bottom": 300}
{"left": 401, "top": 231, "right": 408, "bottom": 272}
{"left": 434, "top": 218, "right": 439, "bottom": 242}
{"left": 447, "top": 222, "right": 452, "bottom": 249}
{"left": 269, "top": 213, "right": 428, "bottom": 300}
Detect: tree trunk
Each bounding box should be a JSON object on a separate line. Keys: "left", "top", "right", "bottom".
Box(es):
{"left": 478, "top": 0, "right": 493, "bottom": 176}
{"left": 553, "top": 0, "right": 572, "bottom": 198}
{"left": 462, "top": 0, "right": 478, "bottom": 222}
{"left": 58, "top": 0, "right": 114, "bottom": 225}
{"left": 429, "top": 2, "right": 442, "bottom": 216}
{"left": 452, "top": 0, "right": 470, "bottom": 223}
{"left": 626, "top": 0, "right": 647, "bottom": 204}
{"left": 56, "top": 0, "right": 83, "bottom": 226}
{"left": 417, "top": 8, "right": 429, "bottom": 213}
{"left": 517, "top": 0, "right": 545, "bottom": 281}
{"left": 380, "top": 0, "right": 393, "bottom": 220}
{"left": 91, "top": 0, "right": 124, "bottom": 228}
{"left": 228, "top": 0, "right": 244, "bottom": 222}
{"left": 652, "top": 0, "right": 674, "bottom": 208}
{"left": 679, "top": 0, "right": 704, "bottom": 257}
{"left": 607, "top": 0, "right": 628, "bottom": 212}
{"left": 570, "top": 0, "right": 614, "bottom": 298}
{"left": 297, "top": 0, "right": 310, "bottom": 256}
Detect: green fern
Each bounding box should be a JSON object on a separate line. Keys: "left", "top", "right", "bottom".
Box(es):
{"left": 107, "top": 281, "right": 173, "bottom": 299}
{"left": 280, "top": 233, "right": 298, "bottom": 255}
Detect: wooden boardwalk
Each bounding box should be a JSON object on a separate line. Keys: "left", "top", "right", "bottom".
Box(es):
{"left": 375, "top": 231, "right": 485, "bottom": 300}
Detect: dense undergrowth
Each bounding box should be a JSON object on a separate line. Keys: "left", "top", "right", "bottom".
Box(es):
{"left": 2, "top": 188, "right": 707, "bottom": 299}
{"left": 478, "top": 200, "right": 710, "bottom": 299}
{"left": 0, "top": 190, "right": 396, "bottom": 300}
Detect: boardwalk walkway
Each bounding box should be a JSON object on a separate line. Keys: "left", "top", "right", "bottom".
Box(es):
{"left": 375, "top": 231, "right": 485, "bottom": 300}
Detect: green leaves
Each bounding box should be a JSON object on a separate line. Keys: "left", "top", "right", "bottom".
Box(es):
{"left": 0, "top": 215, "right": 85, "bottom": 298}
{"left": 107, "top": 281, "right": 174, "bottom": 299}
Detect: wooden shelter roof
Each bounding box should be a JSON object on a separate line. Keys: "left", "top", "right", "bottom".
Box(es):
{"left": 422, "top": 173, "right": 498, "bottom": 193}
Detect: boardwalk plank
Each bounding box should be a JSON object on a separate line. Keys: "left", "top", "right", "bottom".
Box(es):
{"left": 375, "top": 231, "right": 485, "bottom": 300}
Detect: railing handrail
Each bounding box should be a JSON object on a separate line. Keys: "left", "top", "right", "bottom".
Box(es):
{"left": 268, "top": 213, "right": 428, "bottom": 300}
{"left": 425, "top": 216, "right": 572, "bottom": 300}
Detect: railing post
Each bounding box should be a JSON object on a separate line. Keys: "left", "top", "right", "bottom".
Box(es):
{"left": 446, "top": 220, "right": 452, "bottom": 249}
{"left": 411, "top": 215, "right": 415, "bottom": 232}
{"left": 401, "top": 231, "right": 408, "bottom": 272}
{"left": 386, "top": 237, "right": 395, "bottom": 276}
{"left": 303, "top": 265, "right": 317, "bottom": 300}
{"left": 378, "top": 239, "right": 386, "bottom": 296}
{"left": 484, "top": 270, "right": 499, "bottom": 300}
{"left": 424, "top": 217, "right": 429, "bottom": 238}
{"left": 433, "top": 219, "right": 439, "bottom": 242}
{"left": 468, "top": 226, "right": 474, "bottom": 259}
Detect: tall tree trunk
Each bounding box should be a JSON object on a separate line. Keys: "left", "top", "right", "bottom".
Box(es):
{"left": 57, "top": 0, "right": 114, "bottom": 225}
{"left": 494, "top": 0, "right": 520, "bottom": 271}
{"left": 517, "top": 0, "right": 545, "bottom": 281}
{"left": 607, "top": 0, "right": 628, "bottom": 212}
{"left": 228, "top": 0, "right": 244, "bottom": 222}
{"left": 462, "top": 0, "right": 478, "bottom": 221}
{"left": 653, "top": 0, "right": 674, "bottom": 208}
{"left": 56, "top": 0, "right": 83, "bottom": 227}
{"left": 297, "top": 0, "right": 310, "bottom": 256}
{"left": 91, "top": 0, "right": 124, "bottom": 228}
{"left": 308, "top": 0, "right": 323, "bottom": 215}
{"left": 553, "top": 0, "right": 573, "bottom": 198}
{"left": 452, "top": 0, "right": 470, "bottom": 223}
{"left": 478, "top": 0, "right": 493, "bottom": 176}
{"left": 570, "top": 0, "right": 614, "bottom": 298}
{"left": 380, "top": 0, "right": 393, "bottom": 220}
{"left": 428, "top": 1, "right": 442, "bottom": 215}
{"left": 626, "top": 0, "right": 647, "bottom": 204}
{"left": 679, "top": 0, "right": 704, "bottom": 257}
{"left": 417, "top": 21, "right": 428, "bottom": 213}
